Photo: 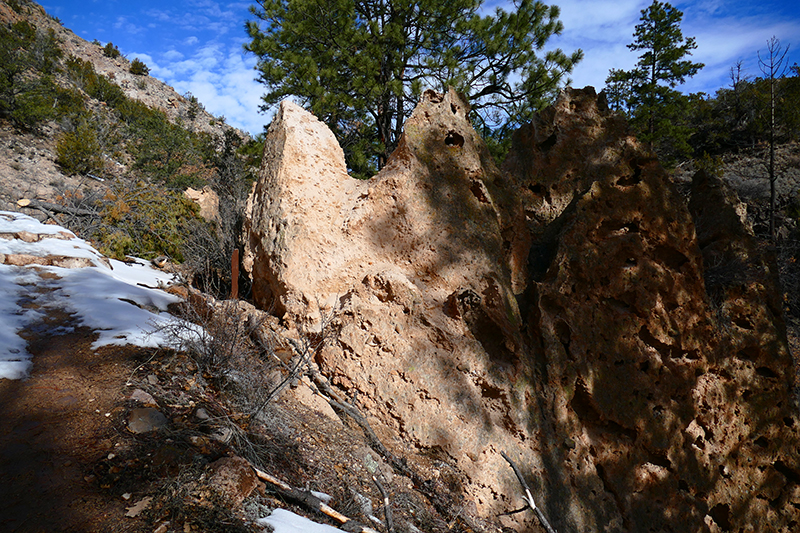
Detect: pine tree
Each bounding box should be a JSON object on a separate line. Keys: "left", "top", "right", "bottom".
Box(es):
{"left": 605, "top": 1, "right": 703, "bottom": 160}
{"left": 245, "top": 0, "right": 582, "bottom": 177}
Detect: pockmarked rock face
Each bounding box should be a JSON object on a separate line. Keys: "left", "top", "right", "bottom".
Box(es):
{"left": 243, "top": 87, "right": 800, "bottom": 532}
{"left": 508, "top": 88, "right": 800, "bottom": 532}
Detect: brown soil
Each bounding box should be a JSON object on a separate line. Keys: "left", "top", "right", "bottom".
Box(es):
{"left": 0, "top": 307, "right": 154, "bottom": 533}
{"left": 0, "top": 286, "right": 452, "bottom": 533}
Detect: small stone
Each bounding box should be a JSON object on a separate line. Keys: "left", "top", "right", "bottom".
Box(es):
{"left": 210, "top": 427, "right": 232, "bottom": 443}
{"left": 195, "top": 407, "right": 211, "bottom": 420}
{"left": 128, "top": 408, "right": 168, "bottom": 434}
{"left": 208, "top": 457, "right": 258, "bottom": 506}
{"left": 130, "top": 389, "right": 157, "bottom": 406}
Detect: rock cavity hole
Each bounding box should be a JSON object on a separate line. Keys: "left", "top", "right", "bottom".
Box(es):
{"left": 445, "top": 131, "right": 464, "bottom": 148}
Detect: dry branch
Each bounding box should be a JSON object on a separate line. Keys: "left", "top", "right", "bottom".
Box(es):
{"left": 307, "top": 368, "right": 484, "bottom": 533}
{"left": 372, "top": 474, "right": 394, "bottom": 533}
{"left": 251, "top": 465, "right": 380, "bottom": 533}
{"left": 17, "top": 198, "right": 98, "bottom": 217}
{"left": 501, "top": 451, "right": 557, "bottom": 533}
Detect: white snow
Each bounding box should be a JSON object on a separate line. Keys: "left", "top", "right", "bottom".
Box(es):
{"left": 310, "top": 491, "right": 333, "bottom": 504}
{"left": 0, "top": 211, "right": 202, "bottom": 380}
{"left": 256, "top": 509, "right": 345, "bottom": 533}
{"left": 0, "top": 211, "right": 76, "bottom": 236}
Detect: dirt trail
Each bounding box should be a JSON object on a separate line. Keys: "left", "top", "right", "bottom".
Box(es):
{"left": 0, "top": 309, "right": 150, "bottom": 533}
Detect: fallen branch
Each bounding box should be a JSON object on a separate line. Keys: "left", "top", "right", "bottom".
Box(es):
{"left": 501, "top": 451, "right": 557, "bottom": 533}
{"left": 17, "top": 199, "right": 98, "bottom": 217}
{"left": 372, "top": 474, "right": 394, "bottom": 533}
{"left": 280, "top": 317, "right": 483, "bottom": 532}
{"left": 308, "top": 369, "right": 412, "bottom": 478}
{"left": 16, "top": 198, "right": 59, "bottom": 223}
{"left": 251, "top": 465, "right": 380, "bottom": 533}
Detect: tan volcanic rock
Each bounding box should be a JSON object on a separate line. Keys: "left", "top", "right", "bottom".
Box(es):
{"left": 508, "top": 88, "right": 800, "bottom": 533}
{"left": 243, "top": 88, "right": 529, "bottom": 523}
{"left": 243, "top": 87, "right": 800, "bottom": 532}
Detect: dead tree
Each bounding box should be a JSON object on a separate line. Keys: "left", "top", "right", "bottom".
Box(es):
{"left": 758, "top": 36, "right": 790, "bottom": 240}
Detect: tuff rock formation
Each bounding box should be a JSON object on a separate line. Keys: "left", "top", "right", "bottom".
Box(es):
{"left": 243, "top": 87, "right": 800, "bottom": 532}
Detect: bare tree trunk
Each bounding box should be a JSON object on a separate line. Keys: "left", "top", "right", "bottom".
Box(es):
{"left": 758, "top": 36, "right": 790, "bottom": 241}
{"left": 770, "top": 83, "right": 776, "bottom": 240}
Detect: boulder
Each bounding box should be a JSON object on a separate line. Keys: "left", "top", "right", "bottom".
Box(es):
{"left": 243, "top": 89, "right": 528, "bottom": 522}
{"left": 184, "top": 186, "right": 220, "bottom": 225}
{"left": 507, "top": 87, "right": 800, "bottom": 533}
{"left": 208, "top": 456, "right": 258, "bottom": 506}
{"left": 242, "top": 87, "right": 800, "bottom": 532}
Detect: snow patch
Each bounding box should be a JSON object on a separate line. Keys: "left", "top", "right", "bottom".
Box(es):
{"left": 0, "top": 211, "right": 202, "bottom": 379}
{"left": 256, "top": 509, "right": 344, "bottom": 533}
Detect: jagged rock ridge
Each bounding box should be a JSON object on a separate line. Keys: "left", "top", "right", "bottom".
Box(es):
{"left": 244, "top": 87, "right": 800, "bottom": 532}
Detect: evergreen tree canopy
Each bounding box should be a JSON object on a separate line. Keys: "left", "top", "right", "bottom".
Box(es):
{"left": 245, "top": 0, "right": 582, "bottom": 177}
{"left": 605, "top": 1, "right": 703, "bottom": 161}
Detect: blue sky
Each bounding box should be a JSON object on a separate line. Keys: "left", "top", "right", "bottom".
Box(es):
{"left": 43, "top": 0, "right": 800, "bottom": 136}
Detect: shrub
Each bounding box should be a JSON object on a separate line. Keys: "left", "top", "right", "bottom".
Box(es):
{"left": 694, "top": 152, "right": 724, "bottom": 178}
{"left": 53, "top": 85, "right": 87, "bottom": 119}
{"left": 129, "top": 58, "right": 149, "bottom": 76}
{"left": 102, "top": 42, "right": 120, "bottom": 59}
{"left": 0, "top": 20, "right": 64, "bottom": 129}
{"left": 185, "top": 92, "right": 203, "bottom": 121}
{"left": 64, "top": 56, "right": 126, "bottom": 107}
{"left": 55, "top": 119, "right": 104, "bottom": 175}
{"left": 7, "top": 76, "right": 58, "bottom": 127}
{"left": 98, "top": 181, "right": 205, "bottom": 261}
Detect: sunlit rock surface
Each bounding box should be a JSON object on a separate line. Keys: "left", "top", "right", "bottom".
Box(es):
{"left": 243, "top": 87, "right": 800, "bottom": 532}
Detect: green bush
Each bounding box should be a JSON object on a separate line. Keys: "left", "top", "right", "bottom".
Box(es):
{"left": 52, "top": 85, "right": 87, "bottom": 119}
{"left": 65, "top": 55, "right": 126, "bottom": 107}
{"left": 98, "top": 181, "right": 204, "bottom": 261}
{"left": 185, "top": 92, "right": 202, "bottom": 121}
{"left": 102, "top": 42, "right": 120, "bottom": 59}
{"left": 129, "top": 58, "right": 149, "bottom": 76}
{"left": 0, "top": 20, "right": 64, "bottom": 129}
{"left": 55, "top": 119, "right": 103, "bottom": 175}
{"left": 6, "top": 76, "right": 57, "bottom": 127}
{"left": 694, "top": 152, "right": 724, "bottom": 178}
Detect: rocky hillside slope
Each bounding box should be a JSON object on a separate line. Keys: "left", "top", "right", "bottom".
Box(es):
{"left": 0, "top": 0, "right": 248, "bottom": 215}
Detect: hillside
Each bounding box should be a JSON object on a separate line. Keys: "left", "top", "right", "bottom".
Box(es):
{"left": 0, "top": 0, "right": 249, "bottom": 205}
{"left": 0, "top": 0, "right": 258, "bottom": 299}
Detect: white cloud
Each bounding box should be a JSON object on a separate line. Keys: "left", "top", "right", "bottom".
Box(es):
{"left": 551, "top": 0, "right": 800, "bottom": 96}
{"left": 153, "top": 40, "right": 267, "bottom": 135}
{"left": 146, "top": 9, "right": 175, "bottom": 23}
{"left": 163, "top": 49, "right": 185, "bottom": 61}
{"left": 555, "top": 0, "right": 643, "bottom": 37}
{"left": 113, "top": 16, "right": 146, "bottom": 35}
